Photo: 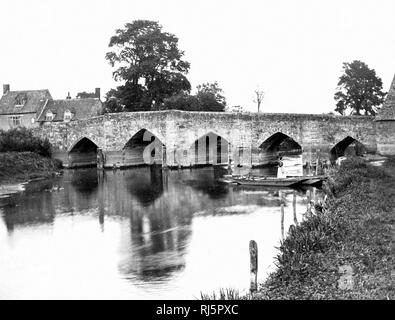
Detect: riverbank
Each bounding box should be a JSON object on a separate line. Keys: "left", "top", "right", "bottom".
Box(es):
{"left": 0, "top": 152, "right": 60, "bottom": 197}
{"left": 203, "top": 157, "right": 394, "bottom": 300}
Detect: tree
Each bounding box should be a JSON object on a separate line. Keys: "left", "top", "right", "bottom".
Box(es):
{"left": 162, "top": 82, "right": 226, "bottom": 112}
{"left": 105, "top": 20, "right": 191, "bottom": 112}
{"left": 162, "top": 92, "right": 199, "bottom": 111}
{"left": 103, "top": 89, "right": 124, "bottom": 113}
{"left": 254, "top": 89, "right": 264, "bottom": 112}
{"left": 334, "top": 60, "right": 387, "bottom": 116}
{"left": 76, "top": 91, "right": 96, "bottom": 99}
{"left": 195, "top": 82, "right": 226, "bottom": 111}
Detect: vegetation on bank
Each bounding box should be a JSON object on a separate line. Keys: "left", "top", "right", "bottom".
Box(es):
{"left": 0, "top": 152, "right": 60, "bottom": 183}
{"left": 0, "top": 127, "right": 52, "bottom": 157}
{"left": 0, "top": 128, "right": 59, "bottom": 183}
{"left": 202, "top": 157, "right": 394, "bottom": 300}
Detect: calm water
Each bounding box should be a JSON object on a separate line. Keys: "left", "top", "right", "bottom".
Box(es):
{"left": 0, "top": 161, "right": 320, "bottom": 299}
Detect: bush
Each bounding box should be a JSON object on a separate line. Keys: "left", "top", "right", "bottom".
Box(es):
{"left": 0, "top": 127, "right": 52, "bottom": 157}
{"left": 0, "top": 152, "right": 58, "bottom": 182}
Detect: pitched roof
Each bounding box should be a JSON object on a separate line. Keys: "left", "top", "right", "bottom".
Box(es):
{"left": 376, "top": 74, "right": 395, "bottom": 120}
{"left": 0, "top": 90, "right": 52, "bottom": 115}
{"left": 37, "top": 98, "right": 103, "bottom": 122}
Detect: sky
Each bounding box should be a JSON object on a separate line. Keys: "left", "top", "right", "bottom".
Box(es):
{"left": 0, "top": 0, "right": 394, "bottom": 114}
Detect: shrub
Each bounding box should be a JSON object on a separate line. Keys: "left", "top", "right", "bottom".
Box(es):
{"left": 0, "top": 152, "right": 57, "bottom": 182}
{"left": 0, "top": 127, "right": 52, "bottom": 157}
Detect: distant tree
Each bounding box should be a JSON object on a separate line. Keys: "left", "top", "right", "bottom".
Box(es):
{"left": 254, "top": 89, "right": 264, "bottom": 112}
{"left": 334, "top": 60, "right": 387, "bottom": 116}
{"left": 103, "top": 89, "right": 124, "bottom": 113}
{"left": 195, "top": 82, "right": 226, "bottom": 112}
{"left": 76, "top": 91, "right": 96, "bottom": 99}
{"left": 161, "top": 82, "right": 226, "bottom": 112}
{"left": 105, "top": 20, "right": 191, "bottom": 112}
{"left": 162, "top": 92, "right": 199, "bottom": 111}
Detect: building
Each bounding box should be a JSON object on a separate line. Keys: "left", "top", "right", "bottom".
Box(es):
{"left": 0, "top": 84, "right": 52, "bottom": 130}
{"left": 0, "top": 84, "right": 103, "bottom": 130}
{"left": 36, "top": 96, "right": 102, "bottom": 124}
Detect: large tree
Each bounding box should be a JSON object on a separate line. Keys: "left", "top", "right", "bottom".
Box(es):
{"left": 105, "top": 20, "right": 191, "bottom": 112}
{"left": 334, "top": 60, "right": 386, "bottom": 116}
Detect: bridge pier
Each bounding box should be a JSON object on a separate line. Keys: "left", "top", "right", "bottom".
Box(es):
{"left": 97, "top": 149, "right": 105, "bottom": 170}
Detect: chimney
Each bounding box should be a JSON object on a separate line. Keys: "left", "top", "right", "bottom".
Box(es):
{"left": 66, "top": 92, "right": 71, "bottom": 99}
{"left": 3, "top": 84, "right": 10, "bottom": 95}
{"left": 95, "top": 88, "right": 101, "bottom": 99}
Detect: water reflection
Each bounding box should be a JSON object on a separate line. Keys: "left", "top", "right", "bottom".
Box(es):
{"left": 0, "top": 164, "right": 321, "bottom": 299}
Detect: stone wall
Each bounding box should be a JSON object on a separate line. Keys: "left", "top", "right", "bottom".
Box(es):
{"left": 375, "top": 120, "right": 395, "bottom": 155}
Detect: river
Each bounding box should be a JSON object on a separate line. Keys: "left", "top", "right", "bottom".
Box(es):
{"left": 0, "top": 160, "right": 321, "bottom": 299}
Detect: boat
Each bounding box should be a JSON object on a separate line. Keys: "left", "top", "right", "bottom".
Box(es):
{"left": 220, "top": 175, "right": 307, "bottom": 187}
{"left": 220, "top": 174, "right": 327, "bottom": 187}
{"left": 289, "top": 175, "right": 327, "bottom": 186}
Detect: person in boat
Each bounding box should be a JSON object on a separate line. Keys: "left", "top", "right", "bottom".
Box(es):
{"left": 276, "top": 156, "right": 286, "bottom": 178}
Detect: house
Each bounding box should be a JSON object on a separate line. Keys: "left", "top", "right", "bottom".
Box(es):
{"left": 0, "top": 84, "right": 52, "bottom": 130}
{"left": 36, "top": 96, "right": 102, "bottom": 124}
{"left": 0, "top": 84, "right": 103, "bottom": 130}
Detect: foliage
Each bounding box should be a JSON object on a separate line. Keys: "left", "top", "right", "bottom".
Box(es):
{"left": 76, "top": 91, "right": 96, "bottom": 99}
{"left": 105, "top": 20, "right": 191, "bottom": 112}
{"left": 162, "top": 82, "right": 227, "bottom": 112}
{"left": 0, "top": 127, "right": 52, "bottom": 157}
{"left": 162, "top": 92, "right": 199, "bottom": 111}
{"left": 196, "top": 82, "right": 226, "bottom": 109}
{"left": 103, "top": 89, "right": 125, "bottom": 113}
{"left": 0, "top": 152, "right": 59, "bottom": 182}
{"left": 334, "top": 60, "right": 387, "bottom": 116}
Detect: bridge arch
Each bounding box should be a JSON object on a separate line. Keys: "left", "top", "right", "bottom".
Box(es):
{"left": 330, "top": 136, "right": 367, "bottom": 160}
{"left": 68, "top": 136, "right": 99, "bottom": 168}
{"left": 121, "top": 128, "right": 165, "bottom": 166}
{"left": 189, "top": 131, "right": 229, "bottom": 166}
{"left": 259, "top": 132, "right": 302, "bottom": 151}
{"left": 256, "top": 132, "right": 302, "bottom": 166}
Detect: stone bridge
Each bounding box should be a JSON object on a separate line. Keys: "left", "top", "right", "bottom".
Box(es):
{"left": 33, "top": 110, "right": 382, "bottom": 169}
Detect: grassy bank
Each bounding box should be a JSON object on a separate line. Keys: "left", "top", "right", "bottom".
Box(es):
{"left": 202, "top": 157, "right": 394, "bottom": 300}
{"left": 0, "top": 152, "right": 60, "bottom": 183}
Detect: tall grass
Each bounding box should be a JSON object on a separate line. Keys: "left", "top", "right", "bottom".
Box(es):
{"left": 200, "top": 288, "right": 252, "bottom": 300}
{"left": 0, "top": 152, "right": 59, "bottom": 182}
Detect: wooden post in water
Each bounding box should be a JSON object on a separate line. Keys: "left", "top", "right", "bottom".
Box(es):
{"left": 97, "top": 149, "right": 104, "bottom": 170}
{"left": 249, "top": 240, "right": 258, "bottom": 293}
{"left": 279, "top": 190, "right": 285, "bottom": 239}
{"left": 162, "top": 145, "right": 168, "bottom": 169}
{"left": 293, "top": 190, "right": 298, "bottom": 225}
{"left": 227, "top": 142, "right": 233, "bottom": 175}
{"left": 281, "top": 202, "right": 285, "bottom": 240}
